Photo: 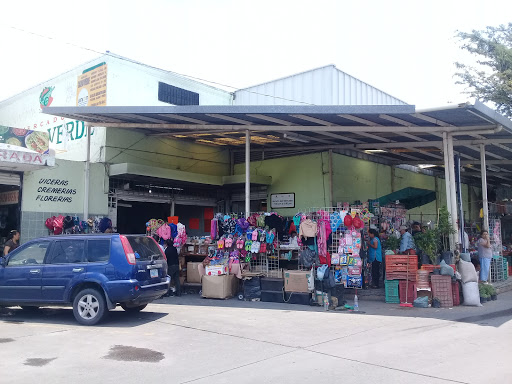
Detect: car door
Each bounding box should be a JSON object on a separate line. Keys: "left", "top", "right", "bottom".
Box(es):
{"left": 42, "top": 239, "right": 87, "bottom": 302}
{"left": 0, "top": 241, "right": 49, "bottom": 302}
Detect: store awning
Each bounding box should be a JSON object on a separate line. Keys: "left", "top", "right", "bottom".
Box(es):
{"left": 377, "top": 187, "right": 437, "bottom": 210}
{"left": 42, "top": 101, "right": 512, "bottom": 186}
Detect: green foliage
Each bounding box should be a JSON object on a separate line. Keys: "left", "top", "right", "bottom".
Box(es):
{"left": 455, "top": 23, "right": 512, "bottom": 118}
{"left": 479, "top": 283, "right": 496, "bottom": 297}
{"left": 437, "top": 206, "right": 456, "bottom": 252}
{"left": 414, "top": 229, "right": 439, "bottom": 265}
{"left": 383, "top": 235, "right": 400, "bottom": 251}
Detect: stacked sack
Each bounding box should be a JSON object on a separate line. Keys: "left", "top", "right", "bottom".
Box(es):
{"left": 458, "top": 253, "right": 481, "bottom": 306}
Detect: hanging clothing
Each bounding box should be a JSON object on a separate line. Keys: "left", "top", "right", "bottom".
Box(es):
{"left": 299, "top": 219, "right": 317, "bottom": 239}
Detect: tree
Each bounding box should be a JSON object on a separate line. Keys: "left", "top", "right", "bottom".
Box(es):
{"left": 455, "top": 23, "right": 512, "bottom": 118}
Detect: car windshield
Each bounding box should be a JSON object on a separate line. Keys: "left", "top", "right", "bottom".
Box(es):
{"left": 126, "top": 236, "right": 163, "bottom": 261}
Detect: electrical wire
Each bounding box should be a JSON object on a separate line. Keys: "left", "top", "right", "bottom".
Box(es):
{"left": 106, "top": 136, "right": 147, "bottom": 163}
{"left": 5, "top": 25, "right": 316, "bottom": 106}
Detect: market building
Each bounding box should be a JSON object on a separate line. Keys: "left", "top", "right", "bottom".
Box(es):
{"left": 0, "top": 53, "right": 508, "bottom": 250}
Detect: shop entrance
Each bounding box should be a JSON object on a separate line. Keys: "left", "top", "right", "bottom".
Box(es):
{"left": 0, "top": 172, "right": 22, "bottom": 250}
{"left": 116, "top": 200, "right": 171, "bottom": 234}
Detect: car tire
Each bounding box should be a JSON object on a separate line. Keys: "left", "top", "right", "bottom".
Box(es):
{"left": 120, "top": 304, "right": 147, "bottom": 312}
{"left": 20, "top": 306, "right": 40, "bottom": 311}
{"left": 73, "top": 288, "right": 107, "bottom": 326}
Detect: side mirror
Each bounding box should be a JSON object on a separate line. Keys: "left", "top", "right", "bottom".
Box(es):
{"left": 0, "top": 257, "right": 5, "bottom": 267}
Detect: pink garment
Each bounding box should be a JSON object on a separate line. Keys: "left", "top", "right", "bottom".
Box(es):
{"left": 317, "top": 220, "right": 327, "bottom": 258}
{"left": 210, "top": 219, "right": 218, "bottom": 239}
{"left": 156, "top": 224, "right": 171, "bottom": 240}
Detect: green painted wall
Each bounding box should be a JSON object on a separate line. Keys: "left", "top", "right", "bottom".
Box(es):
{"left": 234, "top": 151, "right": 477, "bottom": 223}
{"left": 105, "top": 128, "right": 230, "bottom": 176}
{"left": 234, "top": 153, "right": 329, "bottom": 216}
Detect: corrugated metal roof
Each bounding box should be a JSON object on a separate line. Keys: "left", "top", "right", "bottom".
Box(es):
{"left": 233, "top": 65, "right": 408, "bottom": 106}
{"left": 42, "top": 102, "right": 512, "bottom": 186}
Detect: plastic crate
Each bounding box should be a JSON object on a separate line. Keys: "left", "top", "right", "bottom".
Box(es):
{"left": 421, "top": 264, "right": 456, "bottom": 273}
{"left": 416, "top": 270, "right": 430, "bottom": 289}
{"left": 451, "top": 281, "right": 460, "bottom": 306}
{"left": 399, "top": 281, "right": 417, "bottom": 304}
{"left": 431, "top": 275, "right": 453, "bottom": 307}
{"left": 386, "top": 272, "right": 417, "bottom": 281}
{"left": 385, "top": 280, "right": 400, "bottom": 303}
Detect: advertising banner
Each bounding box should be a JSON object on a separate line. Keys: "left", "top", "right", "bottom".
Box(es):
{"left": 0, "top": 127, "right": 50, "bottom": 154}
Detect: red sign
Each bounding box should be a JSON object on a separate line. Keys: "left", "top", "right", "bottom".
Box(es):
{"left": 0, "top": 149, "right": 45, "bottom": 165}
{"left": 0, "top": 190, "right": 19, "bottom": 206}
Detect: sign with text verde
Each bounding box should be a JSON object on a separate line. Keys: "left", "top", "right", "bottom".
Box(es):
{"left": 36, "top": 178, "right": 77, "bottom": 203}
{"left": 270, "top": 193, "right": 295, "bottom": 209}
{"left": 76, "top": 62, "right": 107, "bottom": 107}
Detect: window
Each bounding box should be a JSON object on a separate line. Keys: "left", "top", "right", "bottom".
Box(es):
{"left": 87, "top": 240, "right": 111, "bottom": 263}
{"left": 7, "top": 242, "right": 49, "bottom": 266}
{"left": 47, "top": 240, "right": 85, "bottom": 264}
{"left": 126, "top": 236, "right": 163, "bottom": 261}
{"left": 158, "top": 82, "right": 199, "bottom": 105}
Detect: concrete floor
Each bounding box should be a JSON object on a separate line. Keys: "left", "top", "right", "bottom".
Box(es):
{"left": 1, "top": 291, "right": 511, "bottom": 384}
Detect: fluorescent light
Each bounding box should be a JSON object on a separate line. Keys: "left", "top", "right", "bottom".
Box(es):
{"left": 364, "top": 149, "right": 387, "bottom": 153}
{"left": 418, "top": 164, "right": 436, "bottom": 169}
{"left": 283, "top": 133, "right": 310, "bottom": 143}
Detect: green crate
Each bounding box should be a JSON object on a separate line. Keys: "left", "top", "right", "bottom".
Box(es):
{"left": 385, "top": 280, "right": 400, "bottom": 303}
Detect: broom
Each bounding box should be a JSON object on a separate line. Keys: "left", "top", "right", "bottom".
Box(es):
{"left": 400, "top": 252, "right": 413, "bottom": 307}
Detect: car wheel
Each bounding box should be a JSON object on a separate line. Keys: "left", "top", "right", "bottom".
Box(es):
{"left": 120, "top": 304, "right": 147, "bottom": 312}
{"left": 73, "top": 288, "right": 107, "bottom": 326}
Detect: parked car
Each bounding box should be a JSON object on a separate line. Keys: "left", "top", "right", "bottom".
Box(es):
{"left": 0, "top": 234, "right": 169, "bottom": 325}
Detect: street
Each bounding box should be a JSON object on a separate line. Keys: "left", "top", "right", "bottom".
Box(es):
{"left": 1, "top": 292, "right": 512, "bottom": 384}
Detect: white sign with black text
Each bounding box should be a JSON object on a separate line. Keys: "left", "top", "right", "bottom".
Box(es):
{"left": 270, "top": 193, "right": 295, "bottom": 209}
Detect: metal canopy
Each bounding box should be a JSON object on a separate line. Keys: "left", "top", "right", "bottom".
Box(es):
{"left": 43, "top": 101, "right": 512, "bottom": 186}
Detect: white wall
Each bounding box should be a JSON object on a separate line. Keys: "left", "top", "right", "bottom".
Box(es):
{"left": 234, "top": 65, "right": 408, "bottom": 106}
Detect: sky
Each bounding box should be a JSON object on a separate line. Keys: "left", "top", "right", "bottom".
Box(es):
{"left": 1, "top": 0, "right": 512, "bottom": 108}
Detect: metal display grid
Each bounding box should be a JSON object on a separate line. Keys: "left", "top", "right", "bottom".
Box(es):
{"left": 489, "top": 218, "right": 507, "bottom": 283}
{"left": 297, "top": 207, "right": 366, "bottom": 289}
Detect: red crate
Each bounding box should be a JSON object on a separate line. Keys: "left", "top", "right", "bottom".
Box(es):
{"left": 416, "top": 270, "right": 430, "bottom": 289}
{"left": 451, "top": 281, "right": 460, "bottom": 306}
{"left": 386, "top": 272, "right": 417, "bottom": 281}
{"left": 399, "top": 281, "right": 417, "bottom": 304}
{"left": 431, "top": 275, "right": 453, "bottom": 307}
{"left": 421, "top": 264, "right": 456, "bottom": 273}
{"left": 386, "top": 255, "right": 418, "bottom": 264}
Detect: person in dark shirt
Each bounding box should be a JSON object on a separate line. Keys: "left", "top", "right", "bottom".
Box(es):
{"left": 3, "top": 230, "right": 20, "bottom": 256}
{"left": 165, "top": 239, "right": 180, "bottom": 296}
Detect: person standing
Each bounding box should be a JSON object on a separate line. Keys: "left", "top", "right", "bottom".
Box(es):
{"left": 3, "top": 230, "right": 20, "bottom": 256}
{"left": 399, "top": 226, "right": 416, "bottom": 255}
{"left": 477, "top": 230, "right": 492, "bottom": 283}
{"left": 165, "top": 238, "right": 181, "bottom": 296}
{"left": 367, "top": 229, "right": 382, "bottom": 288}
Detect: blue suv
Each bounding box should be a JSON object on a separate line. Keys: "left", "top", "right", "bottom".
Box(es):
{"left": 0, "top": 234, "right": 170, "bottom": 325}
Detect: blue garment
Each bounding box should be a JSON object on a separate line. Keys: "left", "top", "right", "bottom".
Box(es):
{"left": 368, "top": 237, "right": 382, "bottom": 262}
{"left": 399, "top": 231, "right": 416, "bottom": 253}
{"left": 479, "top": 257, "right": 491, "bottom": 282}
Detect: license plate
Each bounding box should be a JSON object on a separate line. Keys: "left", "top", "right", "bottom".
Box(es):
{"left": 150, "top": 269, "right": 159, "bottom": 278}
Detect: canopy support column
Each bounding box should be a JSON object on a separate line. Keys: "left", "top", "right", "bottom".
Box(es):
{"left": 84, "top": 124, "right": 92, "bottom": 221}
{"left": 447, "top": 133, "right": 459, "bottom": 250}
{"left": 443, "top": 132, "right": 455, "bottom": 251}
{"left": 245, "top": 130, "right": 251, "bottom": 218}
{"left": 480, "top": 144, "right": 489, "bottom": 231}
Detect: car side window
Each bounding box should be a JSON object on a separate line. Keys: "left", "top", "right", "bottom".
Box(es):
{"left": 7, "top": 242, "right": 49, "bottom": 266}
{"left": 47, "top": 240, "right": 85, "bottom": 264}
{"left": 87, "top": 240, "right": 110, "bottom": 263}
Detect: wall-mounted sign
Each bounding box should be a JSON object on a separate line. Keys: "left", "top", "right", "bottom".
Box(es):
{"left": 35, "top": 178, "right": 77, "bottom": 203}
{"left": 77, "top": 62, "right": 108, "bottom": 107}
{"left": 0, "top": 190, "right": 19, "bottom": 206}
{"left": 0, "top": 127, "right": 50, "bottom": 154}
{"left": 270, "top": 193, "right": 295, "bottom": 209}
{"left": 0, "top": 148, "right": 52, "bottom": 166}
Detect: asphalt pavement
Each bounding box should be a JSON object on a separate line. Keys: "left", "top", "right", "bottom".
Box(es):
{"left": 1, "top": 290, "right": 511, "bottom": 384}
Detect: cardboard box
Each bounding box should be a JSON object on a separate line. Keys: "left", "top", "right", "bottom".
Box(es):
{"left": 205, "top": 264, "right": 228, "bottom": 276}
{"left": 202, "top": 274, "right": 238, "bottom": 299}
{"left": 284, "top": 270, "right": 311, "bottom": 293}
{"left": 187, "top": 262, "right": 202, "bottom": 283}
